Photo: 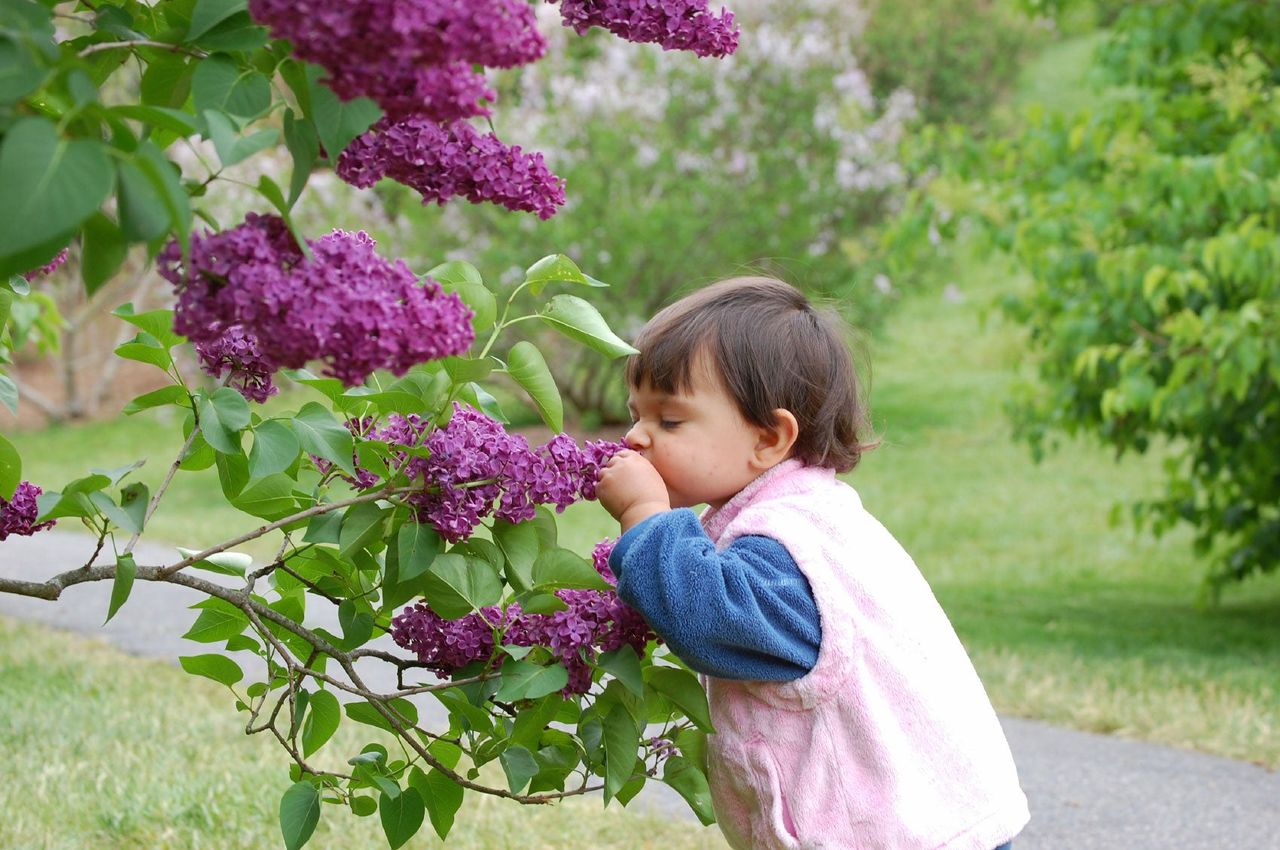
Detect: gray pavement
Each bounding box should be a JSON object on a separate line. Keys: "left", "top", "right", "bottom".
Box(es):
{"left": 3, "top": 531, "right": 1279, "bottom": 847}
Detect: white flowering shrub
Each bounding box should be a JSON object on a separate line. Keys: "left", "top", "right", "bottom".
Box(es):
{"left": 382, "top": 1, "right": 918, "bottom": 419}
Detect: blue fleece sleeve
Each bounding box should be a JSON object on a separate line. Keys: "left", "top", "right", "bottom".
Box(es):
{"left": 608, "top": 509, "right": 821, "bottom": 681}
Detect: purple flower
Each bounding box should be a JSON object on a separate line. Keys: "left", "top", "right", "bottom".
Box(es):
{"left": 401, "top": 404, "right": 623, "bottom": 541}
{"left": 0, "top": 482, "right": 55, "bottom": 541}
{"left": 21, "top": 248, "right": 69, "bottom": 281}
{"left": 391, "top": 538, "right": 656, "bottom": 695}
{"left": 338, "top": 118, "right": 566, "bottom": 220}
{"left": 557, "top": 0, "right": 740, "bottom": 58}
{"left": 158, "top": 214, "right": 475, "bottom": 394}
{"left": 194, "top": 326, "right": 278, "bottom": 403}
{"left": 247, "top": 0, "right": 544, "bottom": 119}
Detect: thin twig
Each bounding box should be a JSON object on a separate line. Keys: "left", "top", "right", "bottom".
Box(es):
{"left": 78, "top": 39, "right": 207, "bottom": 58}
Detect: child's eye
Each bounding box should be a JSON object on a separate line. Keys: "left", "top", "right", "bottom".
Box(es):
{"left": 659, "top": 420, "right": 682, "bottom": 431}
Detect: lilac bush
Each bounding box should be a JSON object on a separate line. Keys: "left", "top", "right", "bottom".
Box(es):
{"left": 1, "top": 0, "right": 737, "bottom": 839}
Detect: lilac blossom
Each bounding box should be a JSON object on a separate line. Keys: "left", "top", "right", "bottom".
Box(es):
{"left": 391, "top": 539, "right": 656, "bottom": 695}
{"left": 557, "top": 0, "right": 740, "bottom": 58}
{"left": 194, "top": 326, "right": 278, "bottom": 403}
{"left": 0, "top": 482, "right": 55, "bottom": 541}
{"left": 21, "top": 248, "right": 69, "bottom": 281}
{"left": 157, "top": 214, "right": 474, "bottom": 397}
{"left": 247, "top": 0, "right": 543, "bottom": 121}
{"left": 338, "top": 118, "right": 566, "bottom": 220}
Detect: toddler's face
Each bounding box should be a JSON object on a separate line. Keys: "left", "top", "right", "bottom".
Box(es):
{"left": 623, "top": 356, "right": 766, "bottom": 510}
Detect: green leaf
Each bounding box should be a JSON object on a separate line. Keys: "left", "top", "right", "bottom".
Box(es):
{"left": 345, "top": 698, "right": 418, "bottom": 734}
{"left": 192, "top": 54, "right": 271, "bottom": 118}
{"left": 0, "top": 374, "right": 16, "bottom": 416}
{"left": 140, "top": 54, "right": 194, "bottom": 109}
{"left": 506, "top": 341, "right": 563, "bottom": 431}
{"left": 80, "top": 212, "right": 128, "bottom": 293}
{"left": 179, "top": 653, "right": 243, "bottom": 686}
{"left": 131, "top": 143, "right": 191, "bottom": 251}
{"left": 292, "top": 402, "right": 356, "bottom": 475}
{"left": 204, "top": 108, "right": 278, "bottom": 167}
{"left": 302, "top": 510, "right": 342, "bottom": 545}
{"left": 123, "top": 385, "right": 189, "bottom": 416}
{"left": 421, "top": 552, "right": 503, "bottom": 619}
{"left": 379, "top": 788, "right": 425, "bottom": 850}
{"left": 249, "top": 420, "right": 301, "bottom": 479}
{"left": 493, "top": 519, "right": 539, "bottom": 591}
{"left": 118, "top": 482, "right": 149, "bottom": 532}
{"left": 279, "top": 781, "right": 321, "bottom": 850}
{"left": 183, "top": 597, "right": 249, "bottom": 643}
{"left": 338, "top": 599, "right": 374, "bottom": 647}
{"left": 176, "top": 546, "right": 252, "bottom": 577}
{"left": 409, "top": 767, "right": 464, "bottom": 841}
{"left": 0, "top": 434, "right": 19, "bottom": 500}
{"left": 456, "top": 382, "right": 507, "bottom": 423}
{"left": 597, "top": 646, "right": 644, "bottom": 697}
{"left": 105, "top": 553, "right": 137, "bottom": 623}
{"left": 110, "top": 105, "right": 201, "bottom": 137}
{"left": 116, "top": 158, "right": 170, "bottom": 242}
{"left": 187, "top": 0, "right": 247, "bottom": 41}
{"left": 300, "top": 688, "right": 340, "bottom": 757}
{"left": 0, "top": 118, "right": 115, "bottom": 263}
{"left": 499, "top": 746, "right": 539, "bottom": 795}
{"left": 338, "top": 502, "right": 386, "bottom": 559}
{"left": 428, "top": 260, "right": 495, "bottom": 333}
{"left": 283, "top": 109, "right": 319, "bottom": 208}
{"left": 539, "top": 294, "right": 638, "bottom": 359}
{"left": 200, "top": 387, "right": 251, "bottom": 454}
{"left": 648, "top": 667, "right": 714, "bottom": 732}
{"left": 523, "top": 253, "right": 607, "bottom": 296}
{"left": 602, "top": 704, "right": 641, "bottom": 803}
{"left": 113, "top": 304, "right": 183, "bottom": 347}
{"left": 397, "top": 521, "right": 441, "bottom": 582}
{"left": 663, "top": 756, "right": 716, "bottom": 825}
{"left": 495, "top": 659, "right": 569, "bottom": 702}
{"left": 230, "top": 473, "right": 297, "bottom": 520}
{"left": 115, "top": 334, "right": 174, "bottom": 371}
{"left": 442, "top": 356, "right": 493, "bottom": 384}
{"left": 87, "top": 491, "right": 138, "bottom": 534}
{"left": 531, "top": 548, "right": 610, "bottom": 592}
{"left": 306, "top": 64, "right": 381, "bottom": 159}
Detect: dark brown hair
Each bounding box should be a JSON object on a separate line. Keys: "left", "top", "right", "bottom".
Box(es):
{"left": 626, "top": 276, "right": 877, "bottom": 472}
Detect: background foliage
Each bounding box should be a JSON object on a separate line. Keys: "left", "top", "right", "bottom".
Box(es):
{"left": 897, "top": 0, "right": 1280, "bottom": 588}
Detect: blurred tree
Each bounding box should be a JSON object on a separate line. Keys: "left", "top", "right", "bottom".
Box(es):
{"left": 907, "top": 0, "right": 1280, "bottom": 588}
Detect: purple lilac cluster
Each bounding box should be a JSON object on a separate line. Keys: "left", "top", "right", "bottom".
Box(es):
{"left": 338, "top": 118, "right": 566, "bottom": 220}
{"left": 22, "top": 248, "right": 69, "bottom": 281}
{"left": 0, "top": 482, "right": 55, "bottom": 541}
{"left": 558, "top": 0, "right": 740, "bottom": 58}
{"left": 193, "top": 326, "right": 278, "bottom": 403}
{"left": 157, "top": 214, "right": 474, "bottom": 397}
{"left": 392, "top": 538, "right": 656, "bottom": 695}
{"left": 247, "top": 0, "right": 544, "bottom": 120}
{"left": 407, "top": 404, "right": 622, "bottom": 541}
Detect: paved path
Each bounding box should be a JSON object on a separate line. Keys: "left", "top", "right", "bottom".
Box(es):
{"left": 3, "top": 531, "right": 1278, "bottom": 847}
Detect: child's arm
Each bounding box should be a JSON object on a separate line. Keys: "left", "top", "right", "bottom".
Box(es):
{"left": 609, "top": 509, "right": 820, "bottom": 681}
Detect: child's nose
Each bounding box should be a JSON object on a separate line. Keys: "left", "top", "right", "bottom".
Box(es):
{"left": 623, "top": 422, "right": 649, "bottom": 451}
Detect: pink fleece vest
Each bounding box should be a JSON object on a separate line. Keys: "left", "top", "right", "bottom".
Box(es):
{"left": 698, "top": 460, "right": 1029, "bottom": 850}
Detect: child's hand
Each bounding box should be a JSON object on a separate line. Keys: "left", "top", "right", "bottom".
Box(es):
{"left": 597, "top": 449, "right": 671, "bottom": 533}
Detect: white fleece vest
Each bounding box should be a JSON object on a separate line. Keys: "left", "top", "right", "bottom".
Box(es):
{"left": 698, "top": 460, "right": 1029, "bottom": 850}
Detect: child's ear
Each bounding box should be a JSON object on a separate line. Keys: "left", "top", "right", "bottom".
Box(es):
{"left": 752, "top": 408, "right": 800, "bottom": 469}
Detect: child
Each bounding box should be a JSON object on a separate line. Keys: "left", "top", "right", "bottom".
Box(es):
{"left": 597, "top": 277, "right": 1028, "bottom": 850}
